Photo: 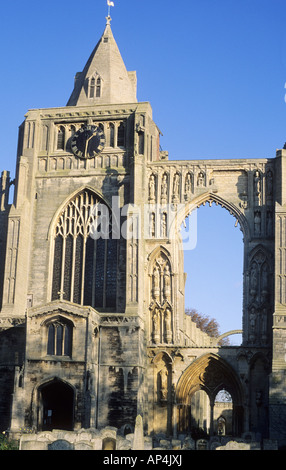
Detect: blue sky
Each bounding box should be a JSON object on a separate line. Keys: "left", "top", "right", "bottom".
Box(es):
{"left": 1, "top": 0, "right": 285, "bottom": 339}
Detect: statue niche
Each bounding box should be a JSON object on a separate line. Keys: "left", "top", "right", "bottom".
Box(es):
{"left": 247, "top": 247, "right": 272, "bottom": 345}
{"left": 149, "top": 251, "right": 173, "bottom": 345}
{"left": 253, "top": 170, "right": 262, "bottom": 207}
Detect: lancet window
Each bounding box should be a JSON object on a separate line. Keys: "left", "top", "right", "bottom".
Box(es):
{"left": 51, "top": 189, "right": 117, "bottom": 309}
{"left": 57, "top": 126, "right": 65, "bottom": 150}
{"left": 96, "top": 77, "right": 101, "bottom": 97}
{"left": 117, "top": 122, "right": 125, "bottom": 147}
{"left": 88, "top": 75, "right": 102, "bottom": 99}
{"left": 47, "top": 318, "right": 73, "bottom": 357}
{"left": 89, "top": 77, "right": 96, "bottom": 98}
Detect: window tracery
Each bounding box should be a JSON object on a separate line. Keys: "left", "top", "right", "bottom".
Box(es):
{"left": 51, "top": 189, "right": 117, "bottom": 309}
{"left": 47, "top": 318, "right": 73, "bottom": 357}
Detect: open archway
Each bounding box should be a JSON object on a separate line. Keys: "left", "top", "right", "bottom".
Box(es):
{"left": 180, "top": 195, "right": 245, "bottom": 343}
{"left": 176, "top": 353, "right": 244, "bottom": 436}
{"left": 38, "top": 379, "right": 74, "bottom": 431}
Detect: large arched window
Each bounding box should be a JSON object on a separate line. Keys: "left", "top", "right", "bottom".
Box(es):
{"left": 51, "top": 189, "right": 117, "bottom": 309}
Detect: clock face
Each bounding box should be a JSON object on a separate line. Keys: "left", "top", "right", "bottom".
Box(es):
{"left": 70, "top": 125, "right": 105, "bottom": 159}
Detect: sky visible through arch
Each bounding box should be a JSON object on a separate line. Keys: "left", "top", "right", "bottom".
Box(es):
{"left": 182, "top": 204, "right": 244, "bottom": 342}
{"left": 1, "top": 0, "right": 286, "bottom": 341}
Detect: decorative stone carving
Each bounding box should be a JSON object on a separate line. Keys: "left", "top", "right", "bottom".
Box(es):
{"left": 197, "top": 171, "right": 205, "bottom": 187}
{"left": 248, "top": 248, "right": 272, "bottom": 344}
{"left": 160, "top": 173, "right": 168, "bottom": 203}
{"left": 266, "top": 169, "right": 273, "bottom": 202}
{"left": 152, "top": 308, "right": 161, "bottom": 344}
{"left": 163, "top": 265, "right": 171, "bottom": 300}
{"left": 161, "top": 212, "right": 167, "bottom": 238}
{"left": 152, "top": 267, "right": 160, "bottom": 300}
{"left": 149, "top": 174, "right": 156, "bottom": 202}
{"left": 150, "top": 212, "right": 156, "bottom": 237}
{"left": 253, "top": 170, "right": 262, "bottom": 206}
{"left": 149, "top": 251, "right": 173, "bottom": 344}
{"left": 172, "top": 173, "right": 180, "bottom": 202}
{"left": 164, "top": 307, "right": 172, "bottom": 344}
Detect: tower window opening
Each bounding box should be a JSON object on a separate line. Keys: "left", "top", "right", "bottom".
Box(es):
{"left": 57, "top": 126, "right": 65, "bottom": 150}
{"left": 96, "top": 77, "right": 101, "bottom": 98}
{"left": 89, "top": 77, "right": 96, "bottom": 98}
{"left": 117, "top": 122, "right": 125, "bottom": 147}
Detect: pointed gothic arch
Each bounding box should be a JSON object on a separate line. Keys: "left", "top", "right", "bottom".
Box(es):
{"left": 175, "top": 353, "right": 244, "bottom": 435}
{"left": 35, "top": 378, "right": 75, "bottom": 431}
{"left": 49, "top": 187, "right": 117, "bottom": 309}
{"left": 169, "top": 191, "right": 250, "bottom": 241}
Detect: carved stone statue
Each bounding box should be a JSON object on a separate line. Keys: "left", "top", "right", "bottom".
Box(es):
{"left": 152, "top": 266, "right": 160, "bottom": 300}
{"left": 163, "top": 265, "right": 171, "bottom": 300}
{"left": 197, "top": 171, "right": 204, "bottom": 187}
{"left": 173, "top": 173, "right": 180, "bottom": 200}
{"left": 164, "top": 308, "right": 172, "bottom": 344}
{"left": 254, "top": 170, "right": 262, "bottom": 206}
{"left": 161, "top": 174, "right": 168, "bottom": 203}
{"left": 152, "top": 308, "right": 160, "bottom": 344}
{"left": 149, "top": 175, "right": 156, "bottom": 202}
{"left": 185, "top": 173, "right": 192, "bottom": 193}
{"left": 161, "top": 212, "right": 167, "bottom": 238}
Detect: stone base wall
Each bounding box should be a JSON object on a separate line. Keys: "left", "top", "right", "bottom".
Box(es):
{"left": 18, "top": 427, "right": 278, "bottom": 451}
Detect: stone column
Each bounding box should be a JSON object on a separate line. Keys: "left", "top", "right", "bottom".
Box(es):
{"left": 269, "top": 149, "right": 286, "bottom": 446}
{"left": 0, "top": 170, "right": 10, "bottom": 211}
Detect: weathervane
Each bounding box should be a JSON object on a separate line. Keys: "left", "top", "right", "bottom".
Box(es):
{"left": 107, "top": 0, "right": 114, "bottom": 21}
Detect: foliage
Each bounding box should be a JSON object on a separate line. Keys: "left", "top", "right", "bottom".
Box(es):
{"left": 185, "top": 307, "right": 230, "bottom": 345}
{"left": 0, "top": 433, "right": 19, "bottom": 450}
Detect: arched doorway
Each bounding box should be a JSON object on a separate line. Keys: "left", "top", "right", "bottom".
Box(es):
{"left": 38, "top": 379, "right": 74, "bottom": 431}
{"left": 214, "top": 389, "right": 233, "bottom": 436}
{"left": 176, "top": 353, "right": 244, "bottom": 437}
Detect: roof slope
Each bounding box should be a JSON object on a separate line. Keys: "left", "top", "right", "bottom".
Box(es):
{"left": 67, "top": 19, "right": 137, "bottom": 106}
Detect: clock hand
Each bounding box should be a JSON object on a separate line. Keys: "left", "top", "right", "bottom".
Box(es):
{"left": 84, "top": 132, "right": 96, "bottom": 157}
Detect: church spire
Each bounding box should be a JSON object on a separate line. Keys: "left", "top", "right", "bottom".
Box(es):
{"left": 67, "top": 17, "right": 137, "bottom": 107}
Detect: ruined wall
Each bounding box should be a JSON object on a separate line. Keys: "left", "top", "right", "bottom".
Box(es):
{"left": 0, "top": 324, "right": 25, "bottom": 431}
{"left": 97, "top": 322, "right": 144, "bottom": 429}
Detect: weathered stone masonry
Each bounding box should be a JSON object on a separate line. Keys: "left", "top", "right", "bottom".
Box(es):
{"left": 0, "top": 17, "right": 285, "bottom": 447}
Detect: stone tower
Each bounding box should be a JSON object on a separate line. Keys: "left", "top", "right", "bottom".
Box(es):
{"left": 0, "top": 16, "right": 285, "bottom": 447}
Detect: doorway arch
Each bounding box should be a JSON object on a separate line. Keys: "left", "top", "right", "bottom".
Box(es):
{"left": 38, "top": 378, "right": 74, "bottom": 431}
{"left": 175, "top": 353, "right": 244, "bottom": 436}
